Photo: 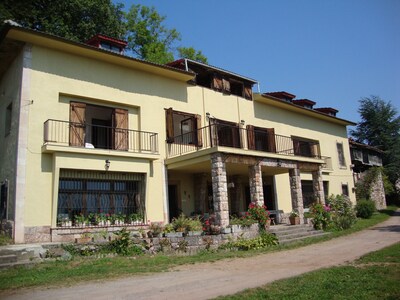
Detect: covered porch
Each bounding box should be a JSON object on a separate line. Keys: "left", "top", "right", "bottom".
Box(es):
{"left": 165, "top": 152, "right": 326, "bottom": 227}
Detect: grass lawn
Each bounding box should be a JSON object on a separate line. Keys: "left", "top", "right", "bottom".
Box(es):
{"left": 0, "top": 206, "right": 397, "bottom": 292}
{"left": 216, "top": 242, "right": 400, "bottom": 300}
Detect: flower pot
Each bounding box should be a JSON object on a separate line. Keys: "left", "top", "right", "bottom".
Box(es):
{"left": 289, "top": 216, "right": 300, "bottom": 225}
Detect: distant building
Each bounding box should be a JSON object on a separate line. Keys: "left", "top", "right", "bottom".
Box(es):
{"left": 349, "top": 139, "right": 386, "bottom": 209}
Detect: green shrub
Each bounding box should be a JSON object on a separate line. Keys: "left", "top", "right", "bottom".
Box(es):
{"left": 326, "top": 194, "right": 357, "bottom": 230}
{"left": 356, "top": 199, "right": 376, "bottom": 219}
{"left": 309, "top": 203, "right": 332, "bottom": 230}
{"left": 229, "top": 215, "right": 257, "bottom": 227}
{"left": 220, "top": 232, "right": 278, "bottom": 251}
{"left": 109, "top": 228, "right": 131, "bottom": 255}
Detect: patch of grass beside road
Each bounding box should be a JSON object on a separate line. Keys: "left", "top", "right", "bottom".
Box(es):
{"left": 217, "top": 242, "right": 400, "bottom": 300}
{"left": 0, "top": 206, "right": 397, "bottom": 292}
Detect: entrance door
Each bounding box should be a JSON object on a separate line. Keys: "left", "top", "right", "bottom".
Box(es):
{"left": 263, "top": 185, "right": 276, "bottom": 210}
{"left": 168, "top": 185, "right": 180, "bottom": 222}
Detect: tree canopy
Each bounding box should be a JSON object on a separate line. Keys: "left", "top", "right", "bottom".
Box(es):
{"left": 351, "top": 96, "right": 400, "bottom": 187}
{"left": 0, "top": 0, "right": 207, "bottom": 64}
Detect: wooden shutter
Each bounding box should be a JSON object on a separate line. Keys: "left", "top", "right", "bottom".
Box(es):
{"left": 166, "top": 108, "right": 174, "bottom": 143}
{"left": 293, "top": 139, "right": 301, "bottom": 156}
{"left": 212, "top": 74, "right": 222, "bottom": 91}
{"left": 195, "top": 114, "right": 203, "bottom": 147}
{"left": 113, "top": 108, "right": 128, "bottom": 151}
{"left": 247, "top": 125, "right": 255, "bottom": 150}
{"left": 267, "top": 128, "right": 276, "bottom": 153}
{"left": 244, "top": 85, "right": 253, "bottom": 100}
{"left": 222, "top": 78, "right": 231, "bottom": 94}
{"left": 69, "top": 102, "right": 86, "bottom": 147}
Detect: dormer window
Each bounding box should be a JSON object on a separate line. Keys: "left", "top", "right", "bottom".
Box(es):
{"left": 166, "top": 59, "right": 256, "bottom": 100}
{"left": 86, "top": 34, "right": 127, "bottom": 54}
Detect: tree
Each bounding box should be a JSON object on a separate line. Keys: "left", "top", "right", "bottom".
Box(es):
{"left": 1, "top": 1, "right": 208, "bottom": 65}
{"left": 351, "top": 96, "right": 400, "bottom": 188}
{"left": 177, "top": 47, "right": 208, "bottom": 64}
{"left": 0, "top": 0, "right": 126, "bottom": 42}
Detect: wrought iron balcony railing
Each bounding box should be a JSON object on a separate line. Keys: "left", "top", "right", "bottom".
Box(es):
{"left": 166, "top": 123, "right": 321, "bottom": 159}
{"left": 44, "top": 119, "right": 158, "bottom": 154}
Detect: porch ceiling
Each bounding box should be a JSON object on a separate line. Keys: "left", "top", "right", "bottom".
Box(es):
{"left": 167, "top": 159, "right": 288, "bottom": 177}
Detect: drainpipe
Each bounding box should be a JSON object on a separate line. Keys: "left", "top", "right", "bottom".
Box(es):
{"left": 184, "top": 59, "right": 189, "bottom": 72}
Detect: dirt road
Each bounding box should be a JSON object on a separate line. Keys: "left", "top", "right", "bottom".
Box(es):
{"left": 3, "top": 211, "right": 400, "bottom": 300}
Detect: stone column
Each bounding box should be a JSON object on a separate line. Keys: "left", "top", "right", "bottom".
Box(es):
{"left": 370, "top": 171, "right": 387, "bottom": 210}
{"left": 312, "top": 166, "right": 326, "bottom": 205}
{"left": 194, "top": 173, "right": 208, "bottom": 214}
{"left": 211, "top": 153, "right": 229, "bottom": 227}
{"left": 289, "top": 167, "right": 304, "bottom": 224}
{"left": 248, "top": 164, "right": 264, "bottom": 206}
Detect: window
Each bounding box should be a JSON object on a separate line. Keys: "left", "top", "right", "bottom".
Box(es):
{"left": 293, "top": 137, "right": 320, "bottom": 158}
{"left": 5, "top": 103, "right": 12, "bottom": 136}
{"left": 210, "top": 119, "right": 241, "bottom": 148}
{"left": 57, "top": 170, "right": 145, "bottom": 225}
{"left": 165, "top": 108, "right": 202, "bottom": 146}
{"left": 337, "top": 142, "right": 346, "bottom": 168}
{"left": 69, "top": 102, "right": 128, "bottom": 150}
{"left": 247, "top": 125, "right": 276, "bottom": 152}
{"left": 341, "top": 183, "right": 349, "bottom": 196}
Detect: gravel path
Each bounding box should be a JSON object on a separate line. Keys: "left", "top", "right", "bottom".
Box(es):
{"left": 2, "top": 211, "right": 399, "bottom": 300}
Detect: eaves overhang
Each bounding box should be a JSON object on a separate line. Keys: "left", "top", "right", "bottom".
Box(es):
{"left": 254, "top": 93, "right": 356, "bottom": 126}
{"left": 0, "top": 23, "right": 195, "bottom": 82}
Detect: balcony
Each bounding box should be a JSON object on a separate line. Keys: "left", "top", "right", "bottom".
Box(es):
{"left": 166, "top": 123, "right": 321, "bottom": 160}
{"left": 43, "top": 119, "right": 158, "bottom": 154}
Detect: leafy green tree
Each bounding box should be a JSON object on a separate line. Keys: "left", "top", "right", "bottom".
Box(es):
{"left": 351, "top": 96, "right": 400, "bottom": 188}
{"left": 1, "top": 1, "right": 208, "bottom": 64}
{"left": 124, "top": 4, "right": 179, "bottom": 64}
{"left": 177, "top": 47, "right": 208, "bottom": 64}
{"left": 0, "top": 0, "right": 126, "bottom": 42}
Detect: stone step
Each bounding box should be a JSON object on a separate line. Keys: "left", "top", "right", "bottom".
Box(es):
{"left": 0, "top": 254, "right": 17, "bottom": 264}
{"left": 279, "top": 232, "right": 330, "bottom": 244}
{"left": 269, "top": 227, "right": 315, "bottom": 236}
{"left": 277, "top": 230, "right": 327, "bottom": 241}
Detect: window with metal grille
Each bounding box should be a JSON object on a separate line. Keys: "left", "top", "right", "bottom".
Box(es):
{"left": 57, "top": 170, "right": 145, "bottom": 224}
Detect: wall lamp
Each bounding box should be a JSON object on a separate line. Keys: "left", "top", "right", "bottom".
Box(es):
{"left": 105, "top": 159, "right": 110, "bottom": 170}
{"left": 240, "top": 120, "right": 245, "bottom": 125}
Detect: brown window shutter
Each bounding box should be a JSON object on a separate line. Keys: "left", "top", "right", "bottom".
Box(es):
{"left": 166, "top": 108, "right": 174, "bottom": 143}
{"left": 247, "top": 125, "right": 255, "bottom": 150}
{"left": 293, "top": 139, "right": 300, "bottom": 156}
{"left": 244, "top": 85, "right": 253, "bottom": 100}
{"left": 222, "top": 78, "right": 231, "bottom": 94}
{"left": 69, "top": 102, "right": 86, "bottom": 147}
{"left": 267, "top": 128, "right": 276, "bottom": 153}
{"left": 195, "top": 114, "right": 203, "bottom": 147}
{"left": 113, "top": 108, "right": 129, "bottom": 151}
{"left": 212, "top": 74, "right": 222, "bottom": 91}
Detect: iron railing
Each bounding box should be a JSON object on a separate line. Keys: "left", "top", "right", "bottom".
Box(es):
{"left": 166, "top": 123, "right": 321, "bottom": 159}
{"left": 44, "top": 119, "right": 158, "bottom": 154}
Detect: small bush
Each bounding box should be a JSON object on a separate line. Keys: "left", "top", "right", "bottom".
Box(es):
{"left": 356, "top": 200, "right": 376, "bottom": 219}
{"left": 309, "top": 203, "right": 331, "bottom": 230}
{"left": 326, "top": 194, "right": 357, "bottom": 230}
{"left": 220, "top": 232, "right": 278, "bottom": 251}
{"left": 109, "top": 228, "right": 131, "bottom": 255}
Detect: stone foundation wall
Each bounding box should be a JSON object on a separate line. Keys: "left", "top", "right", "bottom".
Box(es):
{"left": 24, "top": 226, "right": 51, "bottom": 243}
{"left": 370, "top": 171, "right": 386, "bottom": 210}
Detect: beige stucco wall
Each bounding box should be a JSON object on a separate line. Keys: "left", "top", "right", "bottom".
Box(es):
{"left": 8, "top": 39, "right": 355, "bottom": 236}
{"left": 0, "top": 47, "right": 24, "bottom": 221}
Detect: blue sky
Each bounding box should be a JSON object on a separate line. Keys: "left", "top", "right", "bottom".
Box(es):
{"left": 115, "top": 0, "right": 400, "bottom": 127}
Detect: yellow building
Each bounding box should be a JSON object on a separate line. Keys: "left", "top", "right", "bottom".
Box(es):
{"left": 0, "top": 24, "right": 355, "bottom": 243}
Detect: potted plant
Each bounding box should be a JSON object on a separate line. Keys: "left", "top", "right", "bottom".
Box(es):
{"left": 75, "top": 213, "right": 88, "bottom": 227}
{"left": 148, "top": 222, "right": 164, "bottom": 237}
{"left": 187, "top": 217, "right": 203, "bottom": 236}
{"left": 289, "top": 210, "right": 300, "bottom": 225}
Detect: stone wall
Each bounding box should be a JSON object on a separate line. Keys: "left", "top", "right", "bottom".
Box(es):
{"left": 369, "top": 171, "right": 386, "bottom": 210}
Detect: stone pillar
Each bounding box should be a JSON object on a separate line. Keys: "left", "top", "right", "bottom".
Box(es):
{"left": 211, "top": 153, "right": 229, "bottom": 227}
{"left": 370, "top": 171, "right": 387, "bottom": 210}
{"left": 194, "top": 173, "right": 208, "bottom": 214}
{"left": 312, "top": 166, "right": 325, "bottom": 205}
{"left": 249, "top": 164, "right": 264, "bottom": 206}
{"left": 289, "top": 168, "right": 304, "bottom": 224}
